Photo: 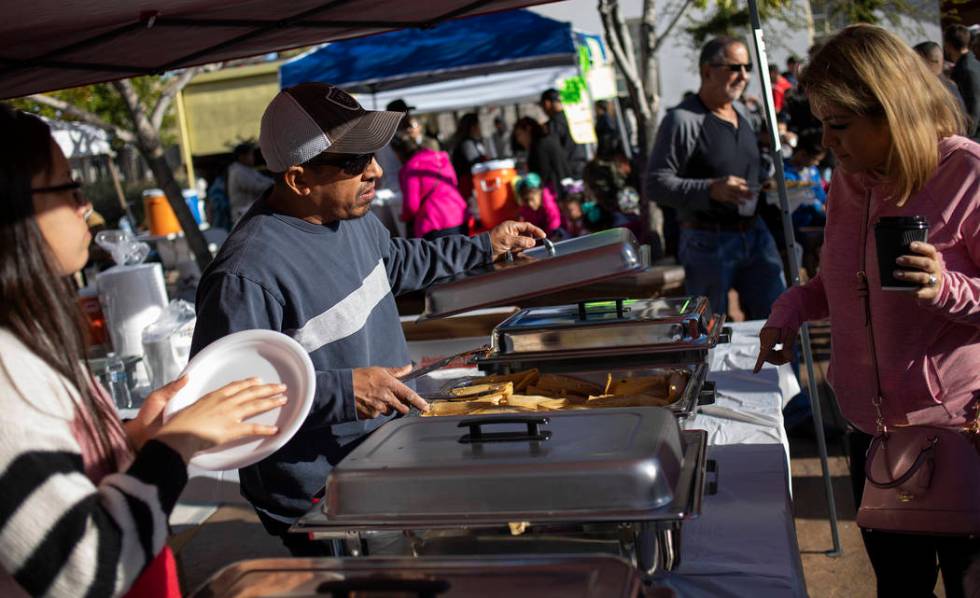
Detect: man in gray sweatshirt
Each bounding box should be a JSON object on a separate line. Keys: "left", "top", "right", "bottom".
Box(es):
{"left": 644, "top": 36, "right": 784, "bottom": 319}
{"left": 191, "top": 82, "right": 544, "bottom": 555}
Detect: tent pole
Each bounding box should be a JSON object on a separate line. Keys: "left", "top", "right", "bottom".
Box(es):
{"left": 746, "top": 0, "right": 842, "bottom": 557}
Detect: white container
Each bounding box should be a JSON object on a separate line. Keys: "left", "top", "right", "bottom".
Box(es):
{"left": 97, "top": 263, "right": 168, "bottom": 359}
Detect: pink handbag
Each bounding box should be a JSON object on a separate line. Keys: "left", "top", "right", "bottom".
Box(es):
{"left": 856, "top": 422, "right": 980, "bottom": 535}
{"left": 852, "top": 203, "right": 980, "bottom": 536}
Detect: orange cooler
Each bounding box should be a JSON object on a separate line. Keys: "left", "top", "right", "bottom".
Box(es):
{"left": 471, "top": 159, "right": 518, "bottom": 228}
{"left": 143, "top": 188, "right": 181, "bottom": 236}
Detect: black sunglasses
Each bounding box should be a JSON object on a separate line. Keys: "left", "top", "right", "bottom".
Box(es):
{"left": 31, "top": 180, "right": 87, "bottom": 207}
{"left": 711, "top": 63, "right": 753, "bottom": 73}
{"left": 304, "top": 152, "right": 375, "bottom": 176}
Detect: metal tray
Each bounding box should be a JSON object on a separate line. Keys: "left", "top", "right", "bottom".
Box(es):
{"left": 419, "top": 228, "right": 645, "bottom": 320}
{"left": 191, "top": 554, "right": 647, "bottom": 598}
{"left": 427, "top": 362, "right": 713, "bottom": 418}
{"left": 294, "top": 408, "right": 704, "bottom": 531}
{"left": 477, "top": 297, "right": 727, "bottom": 369}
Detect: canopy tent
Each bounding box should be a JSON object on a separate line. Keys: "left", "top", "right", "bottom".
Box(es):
{"left": 280, "top": 10, "right": 579, "bottom": 97}
{"left": 349, "top": 65, "right": 580, "bottom": 113}
{"left": 0, "top": 0, "right": 556, "bottom": 100}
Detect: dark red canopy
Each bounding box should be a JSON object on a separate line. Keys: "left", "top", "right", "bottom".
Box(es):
{"left": 0, "top": 0, "right": 555, "bottom": 99}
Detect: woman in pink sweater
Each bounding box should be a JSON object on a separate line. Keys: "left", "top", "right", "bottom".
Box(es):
{"left": 754, "top": 26, "right": 980, "bottom": 596}
{"left": 394, "top": 133, "right": 469, "bottom": 239}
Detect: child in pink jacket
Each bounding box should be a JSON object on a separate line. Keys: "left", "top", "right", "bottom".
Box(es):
{"left": 514, "top": 173, "right": 561, "bottom": 236}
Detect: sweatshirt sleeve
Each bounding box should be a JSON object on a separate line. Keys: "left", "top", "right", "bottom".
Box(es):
{"left": 764, "top": 271, "right": 830, "bottom": 337}
{"left": 0, "top": 417, "right": 187, "bottom": 598}
{"left": 543, "top": 188, "right": 562, "bottom": 232}
{"left": 191, "top": 273, "right": 356, "bottom": 428}
{"left": 924, "top": 207, "right": 980, "bottom": 326}
{"left": 383, "top": 234, "right": 493, "bottom": 296}
{"left": 643, "top": 110, "right": 715, "bottom": 211}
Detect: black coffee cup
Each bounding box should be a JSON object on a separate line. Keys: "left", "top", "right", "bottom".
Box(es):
{"left": 874, "top": 216, "right": 929, "bottom": 291}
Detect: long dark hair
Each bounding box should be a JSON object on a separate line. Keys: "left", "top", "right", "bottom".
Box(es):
{"left": 0, "top": 105, "right": 122, "bottom": 467}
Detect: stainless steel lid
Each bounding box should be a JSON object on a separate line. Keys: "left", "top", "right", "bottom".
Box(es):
{"left": 191, "top": 555, "right": 645, "bottom": 598}
{"left": 419, "top": 228, "right": 645, "bottom": 320}
{"left": 474, "top": 297, "right": 725, "bottom": 370}
{"left": 318, "top": 407, "right": 684, "bottom": 526}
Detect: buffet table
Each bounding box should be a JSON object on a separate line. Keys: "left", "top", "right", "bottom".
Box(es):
{"left": 155, "top": 319, "right": 807, "bottom": 596}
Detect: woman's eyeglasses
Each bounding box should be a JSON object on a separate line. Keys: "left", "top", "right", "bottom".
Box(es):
{"left": 31, "top": 180, "right": 88, "bottom": 208}
{"left": 711, "top": 63, "right": 753, "bottom": 74}
{"left": 304, "top": 152, "right": 375, "bottom": 176}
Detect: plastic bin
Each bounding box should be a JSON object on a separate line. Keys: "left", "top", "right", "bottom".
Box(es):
{"left": 142, "top": 189, "right": 181, "bottom": 236}
{"left": 471, "top": 159, "right": 518, "bottom": 228}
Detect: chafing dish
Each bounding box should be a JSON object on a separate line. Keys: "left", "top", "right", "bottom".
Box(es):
{"left": 479, "top": 296, "right": 726, "bottom": 370}
{"left": 191, "top": 554, "right": 654, "bottom": 598}
{"left": 293, "top": 408, "right": 714, "bottom": 576}
{"left": 419, "top": 228, "right": 645, "bottom": 320}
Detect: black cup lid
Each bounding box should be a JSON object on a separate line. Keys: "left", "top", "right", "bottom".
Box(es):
{"left": 875, "top": 216, "right": 928, "bottom": 228}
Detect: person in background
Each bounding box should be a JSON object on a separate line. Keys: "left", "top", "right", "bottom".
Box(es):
{"left": 228, "top": 142, "right": 273, "bottom": 223}
{"left": 644, "top": 35, "right": 785, "bottom": 319}
{"left": 392, "top": 131, "right": 469, "bottom": 239}
{"left": 582, "top": 156, "right": 643, "bottom": 237}
{"left": 0, "top": 105, "right": 286, "bottom": 598}
{"left": 783, "top": 55, "right": 802, "bottom": 85}
{"left": 450, "top": 112, "right": 489, "bottom": 200}
{"left": 756, "top": 25, "right": 980, "bottom": 596}
{"left": 375, "top": 98, "right": 415, "bottom": 192}
{"left": 780, "top": 128, "right": 826, "bottom": 230}
{"left": 914, "top": 41, "right": 967, "bottom": 117}
{"left": 944, "top": 24, "right": 980, "bottom": 140}
{"left": 770, "top": 63, "right": 793, "bottom": 114}
{"left": 191, "top": 83, "right": 545, "bottom": 556}
{"left": 540, "top": 88, "right": 586, "bottom": 177}
{"left": 514, "top": 172, "right": 561, "bottom": 236}
{"left": 490, "top": 115, "right": 511, "bottom": 159}
{"left": 206, "top": 166, "right": 232, "bottom": 231}
{"left": 594, "top": 99, "right": 621, "bottom": 158}
{"left": 512, "top": 116, "right": 571, "bottom": 198}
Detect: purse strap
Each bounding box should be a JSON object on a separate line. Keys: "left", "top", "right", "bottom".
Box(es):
{"left": 864, "top": 432, "right": 938, "bottom": 488}
{"left": 856, "top": 190, "right": 889, "bottom": 434}
{"left": 857, "top": 191, "right": 980, "bottom": 437}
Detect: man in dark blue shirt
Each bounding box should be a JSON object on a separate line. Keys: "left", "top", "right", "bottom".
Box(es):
{"left": 191, "top": 82, "right": 544, "bottom": 555}
{"left": 644, "top": 36, "right": 785, "bottom": 320}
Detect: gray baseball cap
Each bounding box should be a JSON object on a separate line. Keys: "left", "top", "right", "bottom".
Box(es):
{"left": 259, "top": 82, "right": 403, "bottom": 172}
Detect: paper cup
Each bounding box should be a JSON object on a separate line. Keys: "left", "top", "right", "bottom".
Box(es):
{"left": 874, "top": 216, "right": 928, "bottom": 291}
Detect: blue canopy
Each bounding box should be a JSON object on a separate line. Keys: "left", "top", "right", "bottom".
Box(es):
{"left": 280, "top": 10, "right": 578, "bottom": 93}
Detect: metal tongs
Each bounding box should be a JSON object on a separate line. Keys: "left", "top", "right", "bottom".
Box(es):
{"left": 504, "top": 237, "right": 556, "bottom": 263}
{"left": 398, "top": 345, "right": 492, "bottom": 383}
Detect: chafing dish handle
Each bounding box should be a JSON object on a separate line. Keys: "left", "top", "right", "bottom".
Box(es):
{"left": 457, "top": 416, "right": 552, "bottom": 444}
{"left": 315, "top": 577, "right": 450, "bottom": 597}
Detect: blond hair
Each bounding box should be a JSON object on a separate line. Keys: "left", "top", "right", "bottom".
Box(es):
{"left": 801, "top": 24, "right": 965, "bottom": 204}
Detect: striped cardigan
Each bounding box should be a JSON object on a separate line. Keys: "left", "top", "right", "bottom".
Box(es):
{"left": 0, "top": 328, "right": 187, "bottom": 597}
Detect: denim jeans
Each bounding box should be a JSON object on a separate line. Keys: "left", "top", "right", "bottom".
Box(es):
{"left": 677, "top": 218, "right": 786, "bottom": 320}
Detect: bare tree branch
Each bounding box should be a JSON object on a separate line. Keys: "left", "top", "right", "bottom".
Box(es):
{"left": 27, "top": 93, "right": 136, "bottom": 144}
{"left": 151, "top": 66, "right": 209, "bottom": 131}
{"left": 112, "top": 78, "right": 213, "bottom": 270}
{"left": 640, "top": 0, "right": 660, "bottom": 119}
{"left": 654, "top": 0, "right": 696, "bottom": 53}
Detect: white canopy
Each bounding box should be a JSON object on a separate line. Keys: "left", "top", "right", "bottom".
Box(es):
{"left": 355, "top": 65, "right": 580, "bottom": 113}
